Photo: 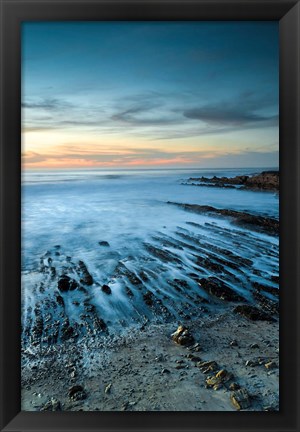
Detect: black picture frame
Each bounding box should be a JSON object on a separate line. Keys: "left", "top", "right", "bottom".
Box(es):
{"left": 0, "top": 0, "right": 299, "bottom": 431}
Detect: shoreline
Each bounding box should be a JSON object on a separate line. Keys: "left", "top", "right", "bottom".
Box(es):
{"left": 21, "top": 178, "right": 279, "bottom": 412}
{"left": 21, "top": 309, "right": 279, "bottom": 412}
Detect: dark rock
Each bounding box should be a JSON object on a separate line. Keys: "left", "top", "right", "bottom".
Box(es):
{"left": 253, "top": 281, "right": 279, "bottom": 296}
{"left": 186, "top": 171, "right": 279, "bottom": 192}
{"left": 101, "top": 284, "right": 112, "bottom": 295}
{"left": 244, "top": 171, "right": 279, "bottom": 191}
{"left": 196, "top": 257, "right": 224, "bottom": 273}
{"left": 196, "top": 360, "right": 218, "bottom": 373}
{"left": 234, "top": 305, "right": 273, "bottom": 321}
{"left": 270, "top": 275, "right": 279, "bottom": 284}
{"left": 143, "top": 242, "right": 182, "bottom": 264}
{"left": 77, "top": 260, "right": 93, "bottom": 286}
{"left": 125, "top": 286, "right": 134, "bottom": 298}
{"left": 230, "top": 388, "right": 251, "bottom": 410}
{"left": 143, "top": 291, "right": 154, "bottom": 306}
{"left": 167, "top": 202, "right": 279, "bottom": 235}
{"left": 68, "top": 385, "right": 87, "bottom": 401}
{"left": 186, "top": 352, "right": 198, "bottom": 360}
{"left": 99, "top": 241, "right": 110, "bottom": 247}
{"left": 229, "top": 383, "right": 241, "bottom": 391}
{"left": 93, "top": 317, "right": 107, "bottom": 331}
{"left": 252, "top": 292, "right": 279, "bottom": 316}
{"left": 50, "top": 267, "right": 56, "bottom": 278}
{"left": 58, "top": 276, "right": 78, "bottom": 292}
{"left": 60, "top": 317, "right": 77, "bottom": 341}
{"left": 199, "top": 277, "right": 245, "bottom": 302}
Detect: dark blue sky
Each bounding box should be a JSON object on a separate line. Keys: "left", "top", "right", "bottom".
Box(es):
{"left": 22, "top": 22, "right": 279, "bottom": 169}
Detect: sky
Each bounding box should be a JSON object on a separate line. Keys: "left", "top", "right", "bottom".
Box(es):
{"left": 22, "top": 21, "right": 279, "bottom": 170}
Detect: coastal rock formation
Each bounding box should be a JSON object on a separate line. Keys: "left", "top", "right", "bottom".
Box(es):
{"left": 167, "top": 202, "right": 279, "bottom": 235}
{"left": 184, "top": 171, "right": 279, "bottom": 191}
{"left": 233, "top": 305, "right": 273, "bottom": 321}
{"left": 199, "top": 277, "right": 245, "bottom": 302}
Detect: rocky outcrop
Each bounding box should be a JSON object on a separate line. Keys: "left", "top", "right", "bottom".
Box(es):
{"left": 233, "top": 305, "right": 273, "bottom": 321}
{"left": 199, "top": 277, "right": 245, "bottom": 302}
{"left": 185, "top": 171, "right": 279, "bottom": 191}
{"left": 167, "top": 202, "right": 279, "bottom": 235}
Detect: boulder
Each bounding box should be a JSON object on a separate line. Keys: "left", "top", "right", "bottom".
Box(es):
{"left": 58, "top": 276, "right": 78, "bottom": 292}
{"left": 171, "top": 325, "right": 195, "bottom": 346}
{"left": 230, "top": 388, "right": 251, "bottom": 410}
{"left": 101, "top": 284, "right": 112, "bottom": 295}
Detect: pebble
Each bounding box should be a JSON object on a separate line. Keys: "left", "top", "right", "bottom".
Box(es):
{"left": 105, "top": 383, "right": 112, "bottom": 394}
{"left": 265, "top": 361, "right": 277, "bottom": 369}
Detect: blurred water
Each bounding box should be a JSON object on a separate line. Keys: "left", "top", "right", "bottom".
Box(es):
{"left": 22, "top": 167, "right": 279, "bottom": 270}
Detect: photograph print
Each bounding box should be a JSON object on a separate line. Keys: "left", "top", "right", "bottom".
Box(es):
{"left": 21, "top": 21, "right": 279, "bottom": 411}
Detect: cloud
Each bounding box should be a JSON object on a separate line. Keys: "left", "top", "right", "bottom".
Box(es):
{"left": 22, "top": 98, "right": 72, "bottom": 111}
{"left": 22, "top": 142, "right": 278, "bottom": 170}
{"left": 183, "top": 106, "right": 277, "bottom": 126}
{"left": 22, "top": 90, "right": 278, "bottom": 142}
{"left": 22, "top": 151, "right": 47, "bottom": 163}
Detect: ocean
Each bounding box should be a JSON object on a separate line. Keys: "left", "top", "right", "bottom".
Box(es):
{"left": 21, "top": 167, "right": 279, "bottom": 335}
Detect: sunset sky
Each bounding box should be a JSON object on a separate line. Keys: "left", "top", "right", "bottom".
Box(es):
{"left": 22, "top": 22, "right": 279, "bottom": 170}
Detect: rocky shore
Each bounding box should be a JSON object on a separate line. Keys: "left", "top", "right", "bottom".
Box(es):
{"left": 182, "top": 171, "right": 279, "bottom": 191}
{"left": 22, "top": 312, "right": 279, "bottom": 412}
{"left": 167, "top": 202, "right": 279, "bottom": 236}
{"left": 21, "top": 200, "right": 279, "bottom": 412}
